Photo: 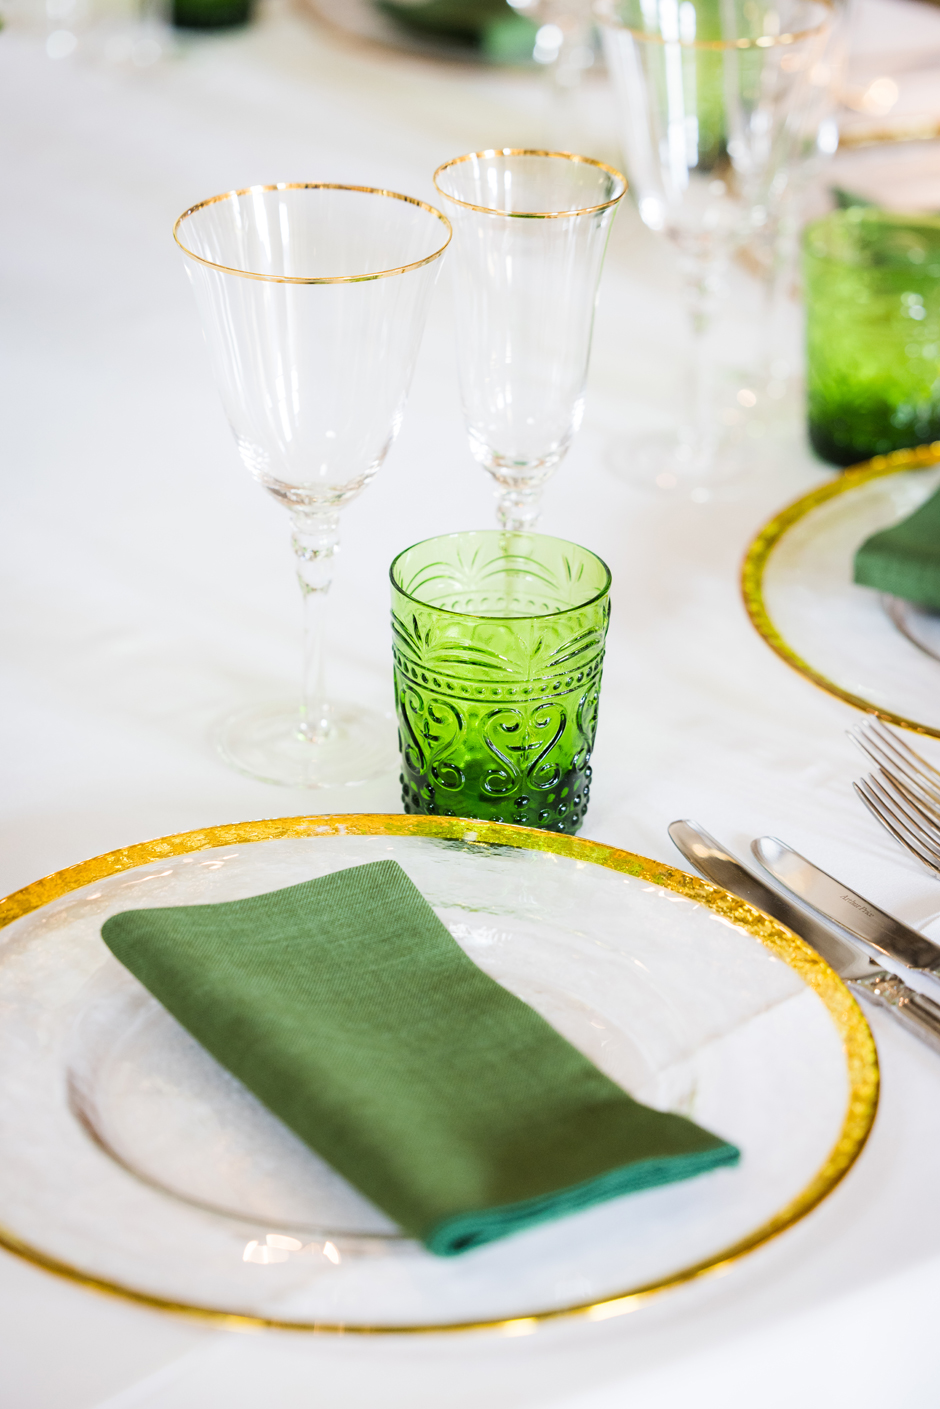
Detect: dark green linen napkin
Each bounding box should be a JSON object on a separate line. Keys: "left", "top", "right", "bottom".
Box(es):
{"left": 855, "top": 486, "right": 940, "bottom": 610}
{"left": 379, "top": 0, "right": 509, "bottom": 39}
{"left": 377, "top": 1, "right": 537, "bottom": 60}
{"left": 101, "top": 859, "right": 739, "bottom": 1255}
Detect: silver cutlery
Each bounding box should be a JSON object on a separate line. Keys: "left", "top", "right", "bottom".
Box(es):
{"left": 752, "top": 836, "right": 940, "bottom": 996}
{"left": 881, "top": 596, "right": 940, "bottom": 665}
{"left": 850, "top": 718, "right": 940, "bottom": 877}
{"left": 669, "top": 820, "right": 940, "bottom": 1055}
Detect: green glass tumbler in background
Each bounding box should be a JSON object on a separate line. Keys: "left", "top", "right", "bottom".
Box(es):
{"left": 804, "top": 208, "right": 940, "bottom": 467}
{"left": 390, "top": 532, "right": 611, "bottom": 834}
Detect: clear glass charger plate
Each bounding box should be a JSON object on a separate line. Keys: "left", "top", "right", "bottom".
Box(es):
{"left": 0, "top": 816, "right": 877, "bottom": 1333}
{"left": 743, "top": 444, "right": 940, "bottom": 738}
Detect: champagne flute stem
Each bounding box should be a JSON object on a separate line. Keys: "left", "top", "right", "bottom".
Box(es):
{"left": 495, "top": 481, "right": 544, "bottom": 533}
{"left": 291, "top": 509, "right": 340, "bottom": 744}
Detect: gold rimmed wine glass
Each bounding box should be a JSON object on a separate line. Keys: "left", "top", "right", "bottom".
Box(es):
{"left": 174, "top": 182, "right": 451, "bottom": 787}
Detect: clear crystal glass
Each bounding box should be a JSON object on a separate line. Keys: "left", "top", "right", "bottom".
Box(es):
{"left": 433, "top": 150, "right": 626, "bottom": 531}
{"left": 174, "top": 183, "right": 451, "bottom": 787}
{"left": 597, "top": 0, "right": 831, "bottom": 496}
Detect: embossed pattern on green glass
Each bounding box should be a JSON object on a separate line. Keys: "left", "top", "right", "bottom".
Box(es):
{"left": 804, "top": 208, "right": 940, "bottom": 468}
{"left": 390, "top": 531, "right": 611, "bottom": 834}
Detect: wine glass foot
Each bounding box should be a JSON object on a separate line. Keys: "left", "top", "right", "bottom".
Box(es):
{"left": 606, "top": 430, "right": 749, "bottom": 502}
{"left": 213, "top": 701, "right": 397, "bottom": 789}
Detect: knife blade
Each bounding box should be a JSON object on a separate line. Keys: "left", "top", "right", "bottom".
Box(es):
{"left": 752, "top": 836, "right": 940, "bottom": 980}
{"left": 669, "top": 820, "right": 940, "bottom": 1056}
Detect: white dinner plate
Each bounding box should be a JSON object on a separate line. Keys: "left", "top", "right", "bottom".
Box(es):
{"left": 0, "top": 815, "right": 876, "bottom": 1332}
{"left": 743, "top": 445, "right": 940, "bottom": 738}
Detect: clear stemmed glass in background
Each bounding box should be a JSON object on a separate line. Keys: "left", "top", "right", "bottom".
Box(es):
{"left": 174, "top": 183, "right": 451, "bottom": 787}
{"left": 734, "top": 0, "right": 850, "bottom": 415}
{"left": 433, "top": 150, "right": 626, "bottom": 531}
{"left": 597, "top": 0, "right": 831, "bottom": 495}
{"left": 506, "top": 0, "right": 601, "bottom": 149}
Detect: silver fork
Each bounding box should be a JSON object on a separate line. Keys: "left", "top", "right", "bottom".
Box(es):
{"left": 850, "top": 718, "right": 940, "bottom": 877}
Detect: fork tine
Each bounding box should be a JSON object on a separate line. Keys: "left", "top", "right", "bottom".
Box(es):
{"left": 868, "top": 718, "right": 940, "bottom": 781}
{"left": 874, "top": 753, "right": 940, "bottom": 826}
{"left": 851, "top": 718, "right": 921, "bottom": 782}
{"left": 850, "top": 720, "right": 911, "bottom": 781}
{"left": 849, "top": 719, "right": 940, "bottom": 874}
{"left": 850, "top": 719, "right": 940, "bottom": 809}
{"left": 868, "top": 770, "right": 940, "bottom": 859}
{"left": 877, "top": 767, "right": 940, "bottom": 834}
{"left": 855, "top": 778, "right": 940, "bottom": 878}
{"left": 867, "top": 718, "right": 940, "bottom": 794}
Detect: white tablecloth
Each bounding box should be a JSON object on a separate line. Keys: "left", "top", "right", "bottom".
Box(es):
{"left": 3, "top": 6, "right": 940, "bottom": 1403}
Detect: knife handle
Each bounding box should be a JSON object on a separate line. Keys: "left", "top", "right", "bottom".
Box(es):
{"left": 849, "top": 970, "right": 940, "bottom": 1057}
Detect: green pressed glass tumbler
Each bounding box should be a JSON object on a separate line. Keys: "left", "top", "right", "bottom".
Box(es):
{"left": 804, "top": 208, "right": 940, "bottom": 467}
{"left": 390, "top": 531, "right": 611, "bottom": 834}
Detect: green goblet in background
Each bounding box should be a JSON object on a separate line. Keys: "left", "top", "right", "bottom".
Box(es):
{"left": 390, "top": 532, "right": 611, "bottom": 834}
{"left": 804, "top": 208, "right": 940, "bottom": 467}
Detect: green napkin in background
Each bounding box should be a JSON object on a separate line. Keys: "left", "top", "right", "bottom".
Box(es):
{"left": 172, "top": 0, "right": 252, "bottom": 29}
{"left": 377, "top": 1, "right": 538, "bottom": 62}
{"left": 854, "top": 486, "right": 940, "bottom": 610}
{"left": 101, "top": 859, "right": 738, "bottom": 1255}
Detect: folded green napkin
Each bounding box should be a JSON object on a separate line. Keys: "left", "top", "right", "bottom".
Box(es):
{"left": 855, "top": 485, "right": 940, "bottom": 610}
{"left": 379, "top": 0, "right": 508, "bottom": 38}
{"left": 101, "top": 859, "right": 739, "bottom": 1255}
{"left": 377, "top": 1, "right": 537, "bottom": 60}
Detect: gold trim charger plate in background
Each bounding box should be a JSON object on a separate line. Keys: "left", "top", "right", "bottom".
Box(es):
{"left": 0, "top": 816, "right": 877, "bottom": 1333}
{"left": 827, "top": 134, "right": 940, "bottom": 211}
{"left": 743, "top": 444, "right": 940, "bottom": 738}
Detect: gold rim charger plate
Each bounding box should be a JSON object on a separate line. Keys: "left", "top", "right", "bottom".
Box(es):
{"left": 0, "top": 816, "right": 877, "bottom": 1333}
{"left": 743, "top": 443, "right": 940, "bottom": 737}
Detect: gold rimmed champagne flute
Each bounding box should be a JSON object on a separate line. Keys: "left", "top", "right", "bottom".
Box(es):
{"left": 174, "top": 183, "right": 451, "bottom": 787}
{"left": 433, "top": 150, "right": 626, "bottom": 532}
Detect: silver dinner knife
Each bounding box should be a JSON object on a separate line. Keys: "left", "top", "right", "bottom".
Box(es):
{"left": 752, "top": 835, "right": 940, "bottom": 989}
{"left": 669, "top": 820, "right": 940, "bottom": 1055}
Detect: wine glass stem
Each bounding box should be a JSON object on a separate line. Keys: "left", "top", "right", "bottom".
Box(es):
{"left": 678, "top": 252, "right": 723, "bottom": 460}
{"left": 756, "top": 212, "right": 792, "bottom": 387}
{"left": 291, "top": 509, "right": 340, "bottom": 744}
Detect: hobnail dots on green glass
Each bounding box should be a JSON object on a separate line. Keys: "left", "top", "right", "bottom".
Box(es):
{"left": 390, "top": 531, "right": 611, "bottom": 834}
{"left": 804, "top": 207, "right": 940, "bottom": 467}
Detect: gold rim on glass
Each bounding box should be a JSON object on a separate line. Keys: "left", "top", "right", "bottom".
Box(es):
{"left": 594, "top": 0, "right": 831, "bottom": 49}
{"left": 742, "top": 442, "right": 940, "bottom": 738}
{"left": 389, "top": 530, "right": 613, "bottom": 621}
{"left": 0, "top": 814, "right": 877, "bottom": 1334}
{"left": 173, "top": 183, "right": 452, "bottom": 285}
{"left": 432, "top": 150, "right": 628, "bottom": 220}
{"left": 837, "top": 119, "right": 940, "bottom": 150}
